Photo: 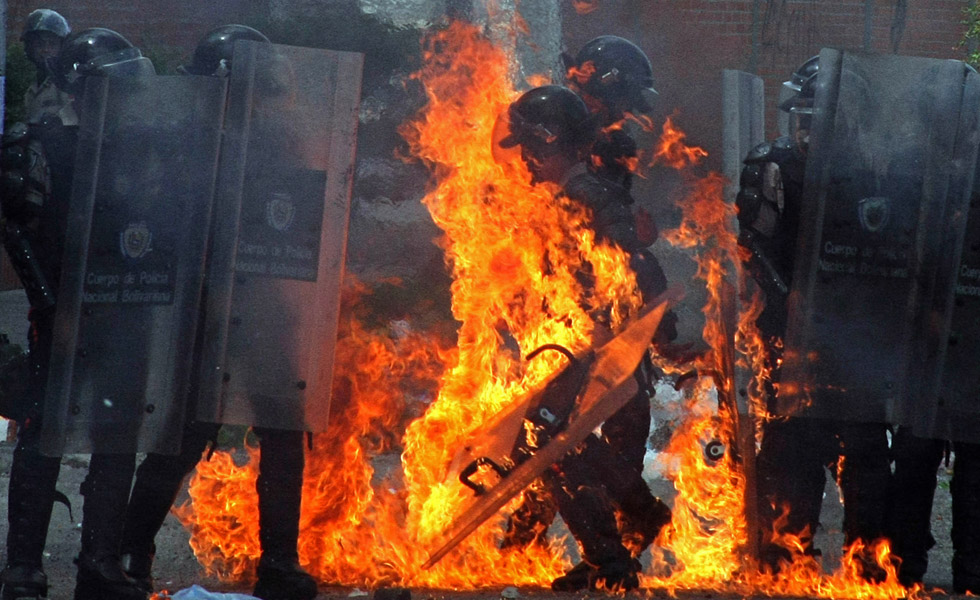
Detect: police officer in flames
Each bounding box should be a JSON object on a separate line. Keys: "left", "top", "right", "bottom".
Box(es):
{"left": 495, "top": 85, "right": 673, "bottom": 592}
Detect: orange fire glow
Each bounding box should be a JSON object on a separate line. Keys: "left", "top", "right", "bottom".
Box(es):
{"left": 572, "top": 0, "right": 601, "bottom": 15}
{"left": 173, "top": 17, "right": 921, "bottom": 600}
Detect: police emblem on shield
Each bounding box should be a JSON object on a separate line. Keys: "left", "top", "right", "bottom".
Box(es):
{"left": 857, "top": 196, "right": 891, "bottom": 233}
{"left": 266, "top": 192, "right": 295, "bottom": 232}
{"left": 120, "top": 221, "right": 153, "bottom": 258}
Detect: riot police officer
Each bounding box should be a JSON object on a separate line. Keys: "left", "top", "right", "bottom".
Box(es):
{"left": 19, "top": 8, "right": 74, "bottom": 126}
{"left": 566, "top": 35, "right": 658, "bottom": 191}
{"left": 497, "top": 85, "right": 673, "bottom": 592}
{"left": 118, "top": 25, "right": 319, "bottom": 600}
{"left": 736, "top": 58, "right": 892, "bottom": 577}
{"left": 0, "top": 27, "right": 155, "bottom": 600}
{"left": 503, "top": 37, "right": 675, "bottom": 582}
{"left": 565, "top": 34, "right": 675, "bottom": 468}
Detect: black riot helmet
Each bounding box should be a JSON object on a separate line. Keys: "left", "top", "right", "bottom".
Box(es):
{"left": 21, "top": 9, "right": 70, "bottom": 72}
{"left": 497, "top": 85, "right": 595, "bottom": 160}
{"left": 21, "top": 8, "right": 70, "bottom": 42}
{"left": 568, "top": 36, "right": 657, "bottom": 117}
{"left": 181, "top": 24, "right": 270, "bottom": 76}
{"left": 55, "top": 28, "right": 156, "bottom": 95}
{"left": 779, "top": 55, "right": 819, "bottom": 112}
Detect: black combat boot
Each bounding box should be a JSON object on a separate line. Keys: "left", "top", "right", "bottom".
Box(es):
{"left": 73, "top": 454, "right": 146, "bottom": 600}
{"left": 119, "top": 549, "right": 154, "bottom": 595}
{"left": 2, "top": 437, "right": 62, "bottom": 600}
{"left": 1, "top": 564, "right": 48, "bottom": 600}
{"left": 551, "top": 556, "right": 641, "bottom": 592}
{"left": 120, "top": 442, "right": 209, "bottom": 594}
{"left": 252, "top": 429, "right": 317, "bottom": 600}
{"left": 546, "top": 458, "right": 639, "bottom": 592}
{"left": 952, "top": 443, "right": 980, "bottom": 595}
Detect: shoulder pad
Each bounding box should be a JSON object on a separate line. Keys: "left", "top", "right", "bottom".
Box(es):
{"left": 771, "top": 136, "right": 795, "bottom": 152}
{"left": 743, "top": 141, "right": 772, "bottom": 164}
{"left": 2, "top": 123, "right": 30, "bottom": 148}
{"left": 744, "top": 136, "right": 797, "bottom": 166}
{"left": 563, "top": 172, "right": 632, "bottom": 212}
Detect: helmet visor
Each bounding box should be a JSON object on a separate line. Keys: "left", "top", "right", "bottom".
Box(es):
{"left": 492, "top": 110, "right": 523, "bottom": 163}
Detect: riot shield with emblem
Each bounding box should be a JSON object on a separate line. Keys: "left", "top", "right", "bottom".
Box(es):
{"left": 194, "top": 41, "right": 363, "bottom": 432}
{"left": 779, "top": 49, "right": 980, "bottom": 423}
{"left": 40, "top": 74, "right": 227, "bottom": 456}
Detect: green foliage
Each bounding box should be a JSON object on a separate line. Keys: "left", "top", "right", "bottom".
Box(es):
{"left": 3, "top": 43, "right": 36, "bottom": 128}
{"left": 140, "top": 42, "right": 186, "bottom": 76}
{"left": 216, "top": 424, "right": 255, "bottom": 449}
{"left": 963, "top": 1, "right": 980, "bottom": 67}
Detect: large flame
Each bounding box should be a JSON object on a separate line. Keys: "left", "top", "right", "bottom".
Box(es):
{"left": 173, "top": 17, "right": 923, "bottom": 599}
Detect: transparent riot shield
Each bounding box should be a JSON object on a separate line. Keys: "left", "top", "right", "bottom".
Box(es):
{"left": 40, "top": 74, "right": 227, "bottom": 456}
{"left": 424, "top": 293, "right": 676, "bottom": 568}
{"left": 194, "top": 41, "right": 363, "bottom": 432}
{"left": 780, "top": 49, "right": 980, "bottom": 423}
{"left": 908, "top": 144, "right": 980, "bottom": 443}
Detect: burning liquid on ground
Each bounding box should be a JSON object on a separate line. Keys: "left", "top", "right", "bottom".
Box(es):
{"left": 175, "top": 20, "right": 918, "bottom": 599}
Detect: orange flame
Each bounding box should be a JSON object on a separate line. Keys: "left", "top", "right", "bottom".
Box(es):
{"left": 652, "top": 116, "right": 710, "bottom": 169}
{"left": 649, "top": 107, "right": 915, "bottom": 600}
{"left": 174, "top": 17, "right": 923, "bottom": 600}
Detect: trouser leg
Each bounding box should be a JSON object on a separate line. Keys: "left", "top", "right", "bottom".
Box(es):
{"left": 546, "top": 437, "right": 640, "bottom": 591}
{"left": 120, "top": 422, "right": 219, "bottom": 589}
{"left": 2, "top": 427, "right": 61, "bottom": 600}
{"left": 952, "top": 441, "right": 980, "bottom": 594}
{"left": 837, "top": 421, "right": 892, "bottom": 546}
{"left": 74, "top": 453, "right": 145, "bottom": 600}
{"left": 587, "top": 429, "right": 670, "bottom": 555}
{"left": 252, "top": 428, "right": 317, "bottom": 600}
{"left": 886, "top": 427, "right": 943, "bottom": 586}
{"left": 756, "top": 417, "right": 828, "bottom": 568}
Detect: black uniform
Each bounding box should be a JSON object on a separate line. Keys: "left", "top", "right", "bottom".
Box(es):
{"left": 736, "top": 137, "right": 891, "bottom": 573}
{"left": 542, "top": 168, "right": 672, "bottom": 591}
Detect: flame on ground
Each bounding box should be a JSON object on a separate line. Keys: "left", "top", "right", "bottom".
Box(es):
{"left": 175, "top": 17, "right": 921, "bottom": 600}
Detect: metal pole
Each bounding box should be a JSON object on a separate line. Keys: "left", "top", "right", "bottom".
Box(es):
{"left": 749, "top": 0, "right": 761, "bottom": 74}
{"left": 1, "top": 0, "right": 8, "bottom": 135}
{"left": 864, "top": 0, "right": 874, "bottom": 52}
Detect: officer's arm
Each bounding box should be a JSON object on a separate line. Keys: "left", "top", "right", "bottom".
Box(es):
{"left": 0, "top": 123, "right": 45, "bottom": 225}
{"left": 735, "top": 142, "right": 789, "bottom": 299}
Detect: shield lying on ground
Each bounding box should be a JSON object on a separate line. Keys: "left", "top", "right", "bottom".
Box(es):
{"left": 423, "top": 291, "right": 677, "bottom": 568}
{"left": 41, "top": 74, "right": 227, "bottom": 456}
{"left": 779, "top": 49, "right": 980, "bottom": 424}
{"left": 193, "top": 41, "right": 363, "bottom": 432}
